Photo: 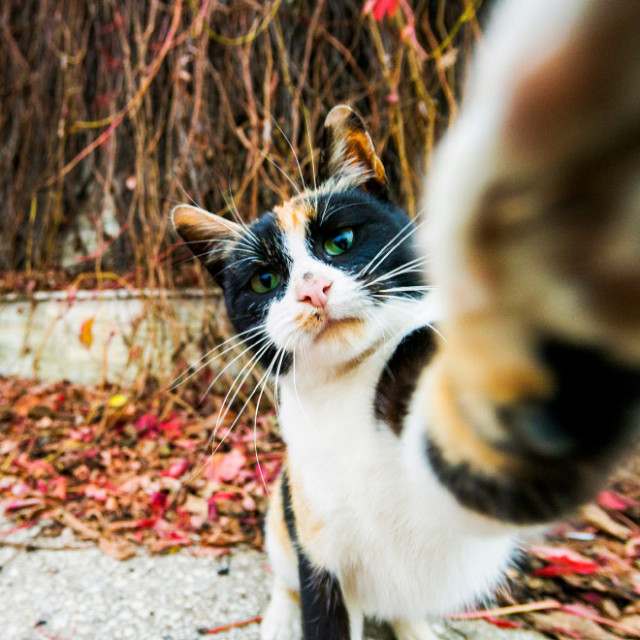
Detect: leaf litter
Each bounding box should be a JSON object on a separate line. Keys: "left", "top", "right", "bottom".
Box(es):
{"left": 2, "top": 375, "right": 640, "bottom": 639}
{"left": 0, "top": 375, "right": 283, "bottom": 561}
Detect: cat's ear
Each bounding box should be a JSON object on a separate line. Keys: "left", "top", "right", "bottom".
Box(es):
{"left": 171, "top": 205, "right": 242, "bottom": 284}
{"left": 318, "top": 105, "right": 388, "bottom": 197}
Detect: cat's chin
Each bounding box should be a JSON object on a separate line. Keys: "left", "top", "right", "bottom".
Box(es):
{"left": 315, "top": 316, "right": 364, "bottom": 341}
{"left": 295, "top": 315, "right": 384, "bottom": 368}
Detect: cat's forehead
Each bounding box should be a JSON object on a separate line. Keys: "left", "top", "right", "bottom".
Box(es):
{"left": 272, "top": 194, "right": 316, "bottom": 235}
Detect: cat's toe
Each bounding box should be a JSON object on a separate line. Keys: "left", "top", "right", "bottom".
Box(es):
{"left": 260, "top": 585, "right": 302, "bottom": 640}
{"left": 391, "top": 619, "right": 438, "bottom": 640}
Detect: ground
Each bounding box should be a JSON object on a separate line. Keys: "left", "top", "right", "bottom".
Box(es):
{"left": 2, "top": 376, "right": 640, "bottom": 640}
{"left": 0, "top": 517, "right": 546, "bottom": 640}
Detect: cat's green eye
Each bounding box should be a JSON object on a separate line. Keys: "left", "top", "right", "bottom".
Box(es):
{"left": 324, "top": 228, "right": 354, "bottom": 256}
{"left": 250, "top": 271, "right": 280, "bottom": 294}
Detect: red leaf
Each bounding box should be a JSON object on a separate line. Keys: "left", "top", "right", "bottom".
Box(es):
{"left": 530, "top": 545, "right": 600, "bottom": 568}
{"left": 484, "top": 616, "right": 523, "bottom": 629}
{"left": 533, "top": 563, "right": 599, "bottom": 577}
{"left": 132, "top": 517, "right": 158, "bottom": 530}
{"left": 159, "top": 418, "right": 183, "bottom": 439}
{"left": 162, "top": 459, "right": 189, "bottom": 478}
{"left": 203, "top": 449, "right": 247, "bottom": 483}
{"left": 362, "top": 0, "right": 399, "bottom": 21}
{"left": 4, "top": 498, "right": 44, "bottom": 512}
{"left": 135, "top": 414, "right": 157, "bottom": 435}
{"left": 598, "top": 490, "right": 639, "bottom": 510}
{"left": 149, "top": 492, "right": 168, "bottom": 513}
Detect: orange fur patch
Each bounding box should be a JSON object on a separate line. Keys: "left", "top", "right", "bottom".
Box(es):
{"left": 423, "top": 356, "right": 513, "bottom": 476}
{"left": 288, "top": 466, "right": 324, "bottom": 554}
{"left": 274, "top": 198, "right": 315, "bottom": 234}
{"left": 344, "top": 129, "right": 387, "bottom": 187}
{"left": 266, "top": 473, "right": 297, "bottom": 565}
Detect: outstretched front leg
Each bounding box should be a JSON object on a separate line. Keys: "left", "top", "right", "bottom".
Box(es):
{"left": 420, "top": 0, "right": 640, "bottom": 523}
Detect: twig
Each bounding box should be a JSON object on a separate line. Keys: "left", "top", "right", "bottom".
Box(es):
{"left": 200, "top": 616, "right": 262, "bottom": 634}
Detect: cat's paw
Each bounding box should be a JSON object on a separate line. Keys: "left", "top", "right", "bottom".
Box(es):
{"left": 420, "top": 0, "right": 640, "bottom": 524}
{"left": 391, "top": 619, "right": 438, "bottom": 640}
{"left": 260, "top": 585, "right": 302, "bottom": 640}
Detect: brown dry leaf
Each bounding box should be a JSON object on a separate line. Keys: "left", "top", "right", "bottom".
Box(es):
{"left": 581, "top": 504, "right": 632, "bottom": 540}
{"left": 621, "top": 616, "right": 640, "bottom": 633}
{"left": 201, "top": 529, "right": 246, "bottom": 547}
{"left": 99, "top": 536, "right": 137, "bottom": 561}
{"left": 56, "top": 510, "right": 100, "bottom": 540}
{"left": 183, "top": 494, "right": 209, "bottom": 519}
{"left": 528, "top": 612, "right": 620, "bottom": 640}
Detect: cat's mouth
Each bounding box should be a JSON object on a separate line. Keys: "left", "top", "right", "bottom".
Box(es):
{"left": 315, "top": 314, "right": 364, "bottom": 340}
{"left": 295, "top": 309, "right": 365, "bottom": 341}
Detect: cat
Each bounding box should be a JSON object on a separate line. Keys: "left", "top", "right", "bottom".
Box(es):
{"left": 172, "top": 0, "right": 640, "bottom": 638}
{"left": 172, "top": 105, "right": 512, "bottom": 640}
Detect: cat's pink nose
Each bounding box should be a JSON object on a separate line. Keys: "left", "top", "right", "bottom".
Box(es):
{"left": 297, "top": 276, "right": 333, "bottom": 308}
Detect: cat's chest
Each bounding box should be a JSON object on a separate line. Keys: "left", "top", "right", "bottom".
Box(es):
{"left": 278, "top": 357, "right": 388, "bottom": 457}
{"left": 278, "top": 359, "right": 410, "bottom": 527}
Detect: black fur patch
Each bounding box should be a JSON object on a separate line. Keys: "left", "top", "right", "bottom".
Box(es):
{"left": 280, "top": 472, "right": 351, "bottom": 640}
{"left": 425, "top": 438, "right": 580, "bottom": 524}
{"left": 375, "top": 326, "right": 437, "bottom": 436}
{"left": 503, "top": 339, "right": 640, "bottom": 459}
{"left": 219, "top": 212, "right": 293, "bottom": 373}
{"left": 281, "top": 470, "right": 297, "bottom": 544}
{"left": 308, "top": 190, "right": 425, "bottom": 304}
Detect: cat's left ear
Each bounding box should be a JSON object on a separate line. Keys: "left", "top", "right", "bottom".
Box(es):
{"left": 318, "top": 105, "right": 388, "bottom": 197}
{"left": 171, "top": 204, "right": 242, "bottom": 284}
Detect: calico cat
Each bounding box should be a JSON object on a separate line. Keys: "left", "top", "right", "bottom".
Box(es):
{"left": 172, "top": 0, "right": 640, "bottom": 638}
{"left": 173, "top": 105, "right": 513, "bottom": 640}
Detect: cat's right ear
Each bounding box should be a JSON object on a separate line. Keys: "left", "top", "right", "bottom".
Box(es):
{"left": 171, "top": 205, "right": 242, "bottom": 284}
{"left": 318, "top": 105, "right": 388, "bottom": 198}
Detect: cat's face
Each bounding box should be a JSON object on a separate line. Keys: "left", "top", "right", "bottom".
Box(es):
{"left": 173, "top": 106, "right": 426, "bottom": 373}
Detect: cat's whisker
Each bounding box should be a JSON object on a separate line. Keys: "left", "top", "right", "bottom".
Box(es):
{"left": 318, "top": 202, "right": 362, "bottom": 225}
{"left": 270, "top": 114, "right": 308, "bottom": 196}
{"left": 198, "top": 333, "right": 273, "bottom": 406}
{"left": 182, "top": 339, "right": 275, "bottom": 486}
{"left": 357, "top": 218, "right": 417, "bottom": 278}
{"left": 208, "top": 339, "right": 278, "bottom": 458}
{"left": 252, "top": 338, "right": 293, "bottom": 496}
{"left": 170, "top": 323, "right": 267, "bottom": 378}
{"left": 359, "top": 218, "right": 428, "bottom": 278}
{"left": 272, "top": 339, "right": 291, "bottom": 414}
{"left": 224, "top": 188, "right": 263, "bottom": 251}
{"left": 363, "top": 257, "right": 430, "bottom": 288}
{"left": 170, "top": 324, "right": 269, "bottom": 390}
{"left": 261, "top": 150, "right": 304, "bottom": 199}
{"left": 210, "top": 325, "right": 289, "bottom": 432}
{"left": 376, "top": 286, "right": 433, "bottom": 294}
{"left": 373, "top": 298, "right": 446, "bottom": 342}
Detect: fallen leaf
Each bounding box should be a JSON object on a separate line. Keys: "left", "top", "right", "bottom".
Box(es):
{"left": 598, "top": 490, "right": 640, "bottom": 511}
{"left": 528, "top": 611, "right": 620, "bottom": 640}
{"left": 582, "top": 504, "right": 632, "bottom": 540}
{"left": 99, "top": 536, "right": 137, "bottom": 560}
{"left": 108, "top": 393, "right": 128, "bottom": 409}
{"left": 79, "top": 317, "right": 94, "bottom": 348}
{"left": 204, "top": 449, "right": 247, "bottom": 483}
{"left": 162, "top": 459, "right": 189, "bottom": 478}
{"left": 183, "top": 494, "right": 209, "bottom": 519}
{"left": 484, "top": 616, "right": 523, "bottom": 629}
